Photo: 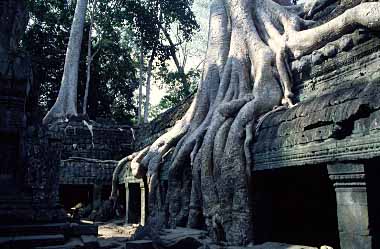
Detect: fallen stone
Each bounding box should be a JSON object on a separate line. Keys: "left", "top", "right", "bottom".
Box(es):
{"left": 230, "top": 242, "right": 318, "bottom": 249}
{"left": 70, "top": 223, "right": 98, "bottom": 236}
{"left": 98, "top": 239, "right": 122, "bottom": 249}
{"left": 12, "top": 234, "right": 65, "bottom": 248}
{"left": 159, "top": 228, "right": 206, "bottom": 249}
{"left": 125, "top": 239, "right": 153, "bottom": 249}
{"left": 81, "top": 235, "right": 99, "bottom": 249}
{"left": 198, "top": 242, "right": 318, "bottom": 249}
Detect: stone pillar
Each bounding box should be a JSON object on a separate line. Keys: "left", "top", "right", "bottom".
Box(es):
{"left": 93, "top": 184, "right": 102, "bottom": 210}
{"left": 327, "top": 163, "right": 372, "bottom": 249}
{"left": 140, "top": 181, "right": 146, "bottom": 225}
{"left": 125, "top": 182, "right": 129, "bottom": 224}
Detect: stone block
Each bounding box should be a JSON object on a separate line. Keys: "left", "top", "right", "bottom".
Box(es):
{"left": 339, "top": 232, "right": 372, "bottom": 249}
{"left": 336, "top": 201, "right": 370, "bottom": 234}
{"left": 69, "top": 223, "right": 98, "bottom": 236}
{"left": 125, "top": 240, "right": 153, "bottom": 249}
{"left": 80, "top": 235, "right": 99, "bottom": 249}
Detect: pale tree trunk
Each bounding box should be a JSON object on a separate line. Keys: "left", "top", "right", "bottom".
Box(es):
{"left": 83, "top": 0, "right": 97, "bottom": 116}
{"left": 43, "top": 0, "right": 88, "bottom": 124}
{"left": 144, "top": 49, "right": 155, "bottom": 123}
{"left": 137, "top": 47, "right": 144, "bottom": 126}
{"left": 120, "top": 0, "right": 380, "bottom": 245}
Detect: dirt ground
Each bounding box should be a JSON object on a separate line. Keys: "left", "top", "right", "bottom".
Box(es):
{"left": 96, "top": 219, "right": 141, "bottom": 249}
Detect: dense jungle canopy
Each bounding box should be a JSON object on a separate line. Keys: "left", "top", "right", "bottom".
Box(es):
{"left": 23, "top": 0, "right": 207, "bottom": 124}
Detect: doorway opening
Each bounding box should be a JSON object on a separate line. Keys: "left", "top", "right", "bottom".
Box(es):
{"left": 252, "top": 166, "right": 340, "bottom": 248}
{"left": 366, "top": 159, "right": 380, "bottom": 248}
{"left": 59, "top": 184, "right": 93, "bottom": 211}
{"left": 128, "top": 183, "right": 141, "bottom": 224}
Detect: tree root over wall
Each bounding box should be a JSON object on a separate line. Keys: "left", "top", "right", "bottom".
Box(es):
{"left": 113, "top": 0, "right": 380, "bottom": 245}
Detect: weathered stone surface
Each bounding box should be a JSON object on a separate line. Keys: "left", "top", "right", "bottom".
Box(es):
{"left": 60, "top": 157, "right": 117, "bottom": 185}
{"left": 125, "top": 240, "right": 153, "bottom": 249}
{"left": 159, "top": 228, "right": 207, "bottom": 248}
{"left": 80, "top": 235, "right": 99, "bottom": 249}
{"left": 0, "top": 234, "right": 65, "bottom": 249}
{"left": 127, "top": 228, "right": 206, "bottom": 249}
{"left": 327, "top": 163, "right": 372, "bottom": 249}
{"left": 0, "top": 223, "right": 69, "bottom": 236}
{"left": 134, "top": 95, "right": 193, "bottom": 151}
{"left": 236, "top": 242, "right": 317, "bottom": 249}
{"left": 253, "top": 33, "right": 380, "bottom": 171}
{"left": 52, "top": 121, "right": 134, "bottom": 161}
{"left": 0, "top": 20, "right": 64, "bottom": 224}
{"left": 69, "top": 223, "right": 98, "bottom": 236}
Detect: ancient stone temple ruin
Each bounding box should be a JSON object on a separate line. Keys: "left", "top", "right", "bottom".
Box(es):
{"left": 0, "top": 0, "right": 66, "bottom": 229}
{"left": 2, "top": 0, "right": 380, "bottom": 249}
{"left": 0, "top": 1, "right": 98, "bottom": 248}
{"left": 56, "top": 121, "right": 134, "bottom": 219}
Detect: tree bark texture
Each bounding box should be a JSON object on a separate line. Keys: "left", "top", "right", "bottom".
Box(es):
{"left": 43, "top": 0, "right": 88, "bottom": 124}
{"left": 119, "top": 0, "right": 380, "bottom": 245}
{"left": 138, "top": 48, "right": 144, "bottom": 126}
{"left": 144, "top": 49, "right": 155, "bottom": 123}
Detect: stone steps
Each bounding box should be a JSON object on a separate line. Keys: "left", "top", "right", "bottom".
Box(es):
{"left": 0, "top": 223, "right": 69, "bottom": 236}
{"left": 0, "top": 234, "right": 65, "bottom": 249}
{"left": 0, "top": 223, "right": 99, "bottom": 249}
{"left": 33, "top": 235, "right": 100, "bottom": 249}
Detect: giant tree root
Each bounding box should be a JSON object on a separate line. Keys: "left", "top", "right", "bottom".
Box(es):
{"left": 117, "top": 0, "right": 380, "bottom": 245}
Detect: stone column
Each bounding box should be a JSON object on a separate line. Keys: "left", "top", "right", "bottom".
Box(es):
{"left": 140, "top": 181, "right": 146, "bottom": 225}
{"left": 327, "top": 163, "right": 372, "bottom": 249}
{"left": 125, "top": 182, "right": 129, "bottom": 224}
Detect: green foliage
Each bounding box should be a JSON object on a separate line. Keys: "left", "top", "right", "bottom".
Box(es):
{"left": 123, "top": 0, "right": 199, "bottom": 57}
{"left": 24, "top": 0, "right": 138, "bottom": 124}
{"left": 150, "top": 64, "right": 200, "bottom": 118}
{"left": 23, "top": 0, "right": 200, "bottom": 124}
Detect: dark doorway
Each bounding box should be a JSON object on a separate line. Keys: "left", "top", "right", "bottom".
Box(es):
{"left": 128, "top": 183, "right": 141, "bottom": 224}
{"left": 252, "top": 166, "right": 340, "bottom": 248}
{"left": 59, "top": 184, "right": 93, "bottom": 211}
{"left": 101, "top": 185, "right": 112, "bottom": 201}
{"left": 116, "top": 184, "right": 126, "bottom": 218}
{"left": 365, "top": 159, "right": 380, "bottom": 248}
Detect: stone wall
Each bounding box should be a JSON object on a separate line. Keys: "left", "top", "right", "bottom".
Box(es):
{"left": 0, "top": 8, "right": 66, "bottom": 222}
{"left": 60, "top": 157, "right": 117, "bottom": 185}
{"left": 24, "top": 126, "right": 67, "bottom": 223}
{"left": 134, "top": 95, "right": 193, "bottom": 151}
{"left": 52, "top": 121, "right": 134, "bottom": 161}
{"left": 254, "top": 11, "right": 380, "bottom": 170}
{"left": 249, "top": 2, "right": 380, "bottom": 248}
